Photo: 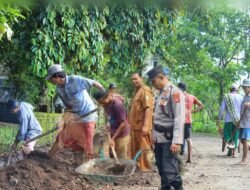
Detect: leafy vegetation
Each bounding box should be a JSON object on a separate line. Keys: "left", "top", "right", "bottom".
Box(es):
{"left": 0, "top": 1, "right": 249, "bottom": 134}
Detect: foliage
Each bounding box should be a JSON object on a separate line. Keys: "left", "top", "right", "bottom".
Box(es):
{"left": 163, "top": 7, "right": 250, "bottom": 122}
{"left": 0, "top": 1, "right": 250, "bottom": 134}
{"left": 0, "top": 3, "right": 179, "bottom": 104}
{"left": 0, "top": 0, "right": 31, "bottom": 40}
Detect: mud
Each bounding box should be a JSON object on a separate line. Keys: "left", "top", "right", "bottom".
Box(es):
{"left": 0, "top": 148, "right": 95, "bottom": 190}
{"left": 1, "top": 134, "right": 250, "bottom": 190}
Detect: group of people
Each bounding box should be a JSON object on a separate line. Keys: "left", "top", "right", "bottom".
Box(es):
{"left": 15, "top": 63, "right": 250, "bottom": 190}
{"left": 218, "top": 80, "right": 250, "bottom": 165}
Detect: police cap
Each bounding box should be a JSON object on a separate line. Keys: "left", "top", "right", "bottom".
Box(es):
{"left": 147, "top": 65, "right": 166, "bottom": 80}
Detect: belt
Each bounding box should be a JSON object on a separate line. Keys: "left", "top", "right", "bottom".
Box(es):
{"left": 154, "top": 124, "right": 173, "bottom": 133}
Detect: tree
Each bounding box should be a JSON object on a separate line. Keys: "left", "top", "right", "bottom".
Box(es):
{"left": 162, "top": 6, "right": 250, "bottom": 122}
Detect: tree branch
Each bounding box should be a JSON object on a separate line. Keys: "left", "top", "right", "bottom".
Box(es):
{"left": 224, "top": 42, "right": 241, "bottom": 67}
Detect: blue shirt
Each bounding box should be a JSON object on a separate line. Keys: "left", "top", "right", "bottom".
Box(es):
{"left": 240, "top": 95, "right": 250, "bottom": 128}
{"left": 16, "top": 102, "right": 42, "bottom": 141}
{"left": 56, "top": 75, "right": 97, "bottom": 122}
{"left": 218, "top": 92, "right": 243, "bottom": 123}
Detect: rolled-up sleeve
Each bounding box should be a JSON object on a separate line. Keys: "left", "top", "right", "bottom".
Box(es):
{"left": 172, "top": 90, "right": 185, "bottom": 145}
{"left": 77, "top": 76, "right": 95, "bottom": 91}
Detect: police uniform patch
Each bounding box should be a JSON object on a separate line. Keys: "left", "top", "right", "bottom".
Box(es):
{"left": 172, "top": 92, "right": 180, "bottom": 103}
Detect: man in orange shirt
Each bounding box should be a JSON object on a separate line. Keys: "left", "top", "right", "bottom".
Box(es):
{"left": 178, "top": 82, "right": 204, "bottom": 163}
{"left": 129, "top": 73, "right": 154, "bottom": 171}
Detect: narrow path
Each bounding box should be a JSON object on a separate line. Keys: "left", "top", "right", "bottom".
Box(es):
{"left": 183, "top": 134, "right": 250, "bottom": 190}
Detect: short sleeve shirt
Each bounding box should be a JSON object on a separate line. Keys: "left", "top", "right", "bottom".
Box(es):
{"left": 185, "top": 93, "right": 199, "bottom": 124}
{"left": 129, "top": 85, "right": 154, "bottom": 130}
{"left": 105, "top": 97, "right": 130, "bottom": 138}
{"left": 56, "top": 75, "right": 97, "bottom": 122}
{"left": 240, "top": 95, "right": 250, "bottom": 128}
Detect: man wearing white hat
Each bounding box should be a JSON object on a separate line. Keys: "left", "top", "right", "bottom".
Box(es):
{"left": 46, "top": 64, "right": 104, "bottom": 160}
{"left": 238, "top": 79, "right": 250, "bottom": 164}
{"left": 218, "top": 84, "right": 243, "bottom": 157}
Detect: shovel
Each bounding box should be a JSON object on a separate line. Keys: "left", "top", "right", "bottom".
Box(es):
{"left": 6, "top": 147, "right": 16, "bottom": 167}
{"left": 6, "top": 109, "right": 98, "bottom": 167}
{"left": 107, "top": 132, "right": 126, "bottom": 173}
{"left": 227, "top": 107, "right": 247, "bottom": 149}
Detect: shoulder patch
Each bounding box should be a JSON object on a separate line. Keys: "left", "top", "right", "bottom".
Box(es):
{"left": 172, "top": 91, "right": 180, "bottom": 103}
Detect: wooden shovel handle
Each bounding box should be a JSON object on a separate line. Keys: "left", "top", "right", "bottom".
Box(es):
{"left": 107, "top": 133, "right": 121, "bottom": 165}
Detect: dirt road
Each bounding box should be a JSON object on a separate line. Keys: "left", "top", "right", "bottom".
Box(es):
{"left": 107, "top": 134, "right": 250, "bottom": 190}
{"left": 182, "top": 134, "right": 250, "bottom": 190}
{"left": 1, "top": 134, "right": 250, "bottom": 190}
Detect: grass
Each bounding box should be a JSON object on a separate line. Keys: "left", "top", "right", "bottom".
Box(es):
{"left": 192, "top": 121, "right": 218, "bottom": 135}
{"left": 0, "top": 123, "right": 18, "bottom": 153}
{"left": 0, "top": 109, "right": 219, "bottom": 154}
{"left": 0, "top": 110, "right": 106, "bottom": 153}
{"left": 0, "top": 112, "right": 61, "bottom": 153}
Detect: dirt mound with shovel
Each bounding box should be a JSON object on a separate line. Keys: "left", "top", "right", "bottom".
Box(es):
{"left": 0, "top": 148, "right": 95, "bottom": 190}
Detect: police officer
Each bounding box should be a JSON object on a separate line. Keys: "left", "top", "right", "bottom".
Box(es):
{"left": 147, "top": 65, "right": 185, "bottom": 190}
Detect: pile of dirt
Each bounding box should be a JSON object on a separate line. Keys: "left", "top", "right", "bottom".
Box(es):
{"left": 0, "top": 148, "right": 95, "bottom": 190}
{"left": 0, "top": 147, "right": 160, "bottom": 190}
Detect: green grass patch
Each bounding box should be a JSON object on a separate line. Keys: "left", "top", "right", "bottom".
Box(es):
{"left": 0, "top": 112, "right": 61, "bottom": 153}
{"left": 192, "top": 121, "right": 218, "bottom": 135}
{"left": 0, "top": 123, "right": 18, "bottom": 153}
{"left": 0, "top": 111, "right": 106, "bottom": 153}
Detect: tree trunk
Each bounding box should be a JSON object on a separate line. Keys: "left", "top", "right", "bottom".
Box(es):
{"left": 218, "top": 80, "right": 224, "bottom": 105}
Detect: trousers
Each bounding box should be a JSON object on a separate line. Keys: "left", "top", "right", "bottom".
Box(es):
{"left": 154, "top": 142, "right": 183, "bottom": 190}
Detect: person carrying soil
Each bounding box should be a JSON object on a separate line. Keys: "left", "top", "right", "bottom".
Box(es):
{"left": 129, "top": 72, "right": 154, "bottom": 172}
{"left": 46, "top": 64, "right": 104, "bottom": 160}
{"left": 93, "top": 90, "right": 130, "bottom": 159}
{"left": 238, "top": 79, "right": 250, "bottom": 165}
{"left": 7, "top": 99, "right": 43, "bottom": 155}
{"left": 147, "top": 65, "right": 185, "bottom": 190}
{"left": 178, "top": 82, "right": 204, "bottom": 163}
{"left": 218, "top": 84, "right": 243, "bottom": 158}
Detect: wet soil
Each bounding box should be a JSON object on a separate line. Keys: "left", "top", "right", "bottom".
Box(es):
{"left": 0, "top": 148, "right": 95, "bottom": 190}
{"left": 1, "top": 134, "right": 250, "bottom": 190}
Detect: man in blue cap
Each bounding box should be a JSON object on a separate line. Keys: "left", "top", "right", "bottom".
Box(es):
{"left": 46, "top": 64, "right": 105, "bottom": 160}
{"left": 7, "top": 99, "right": 42, "bottom": 155}
{"left": 147, "top": 65, "right": 185, "bottom": 190}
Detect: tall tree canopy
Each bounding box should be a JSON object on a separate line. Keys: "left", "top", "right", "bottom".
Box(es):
{"left": 0, "top": 0, "right": 249, "bottom": 128}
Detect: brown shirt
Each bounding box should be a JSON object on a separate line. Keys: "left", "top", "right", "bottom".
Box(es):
{"left": 129, "top": 85, "right": 154, "bottom": 131}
